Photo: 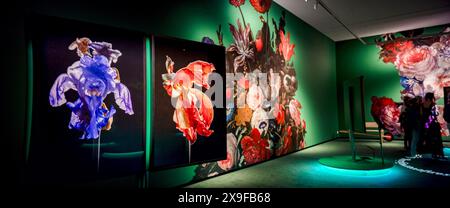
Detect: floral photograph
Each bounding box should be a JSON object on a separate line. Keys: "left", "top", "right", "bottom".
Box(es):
{"left": 151, "top": 36, "right": 227, "bottom": 170}
{"left": 193, "top": 0, "right": 307, "bottom": 180}
{"left": 28, "top": 16, "right": 146, "bottom": 184}
{"left": 373, "top": 27, "right": 450, "bottom": 137}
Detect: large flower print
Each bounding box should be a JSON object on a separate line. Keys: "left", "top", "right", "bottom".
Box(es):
{"left": 49, "top": 38, "right": 133, "bottom": 139}
{"left": 395, "top": 46, "right": 437, "bottom": 81}
{"left": 423, "top": 68, "right": 450, "bottom": 99}
{"left": 162, "top": 56, "right": 216, "bottom": 144}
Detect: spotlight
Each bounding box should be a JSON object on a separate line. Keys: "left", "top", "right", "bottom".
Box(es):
{"left": 314, "top": 0, "right": 318, "bottom": 10}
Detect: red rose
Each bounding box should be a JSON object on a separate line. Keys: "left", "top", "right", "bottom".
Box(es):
{"left": 229, "top": 0, "right": 245, "bottom": 7}
{"left": 250, "top": 0, "right": 272, "bottom": 13}
{"left": 241, "top": 128, "right": 271, "bottom": 165}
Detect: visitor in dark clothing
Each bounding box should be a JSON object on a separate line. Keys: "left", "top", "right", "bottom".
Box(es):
{"left": 444, "top": 90, "right": 450, "bottom": 126}
{"left": 400, "top": 96, "right": 414, "bottom": 151}
{"left": 422, "top": 93, "right": 444, "bottom": 159}
{"left": 408, "top": 96, "right": 422, "bottom": 157}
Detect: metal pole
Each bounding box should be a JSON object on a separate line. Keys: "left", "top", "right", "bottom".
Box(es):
{"left": 349, "top": 129, "right": 356, "bottom": 161}
{"left": 379, "top": 128, "right": 385, "bottom": 165}
{"left": 317, "top": 0, "right": 367, "bottom": 45}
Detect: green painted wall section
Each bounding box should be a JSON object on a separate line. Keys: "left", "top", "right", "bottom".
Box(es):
{"left": 336, "top": 25, "right": 448, "bottom": 130}
{"left": 11, "top": 0, "right": 337, "bottom": 188}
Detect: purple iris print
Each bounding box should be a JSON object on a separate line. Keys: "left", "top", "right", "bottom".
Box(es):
{"left": 49, "top": 38, "right": 134, "bottom": 139}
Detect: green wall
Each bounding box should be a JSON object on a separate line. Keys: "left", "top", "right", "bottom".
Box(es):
{"left": 8, "top": 0, "right": 337, "bottom": 188}
{"left": 336, "top": 25, "right": 447, "bottom": 130}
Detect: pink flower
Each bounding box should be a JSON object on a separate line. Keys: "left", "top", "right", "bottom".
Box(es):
{"left": 423, "top": 68, "right": 450, "bottom": 99}
{"left": 279, "top": 31, "right": 295, "bottom": 62}
{"left": 289, "top": 99, "right": 302, "bottom": 126}
{"left": 432, "top": 42, "right": 450, "bottom": 70}
{"left": 395, "top": 46, "right": 437, "bottom": 81}
{"left": 218, "top": 133, "right": 238, "bottom": 171}
{"left": 246, "top": 84, "right": 265, "bottom": 110}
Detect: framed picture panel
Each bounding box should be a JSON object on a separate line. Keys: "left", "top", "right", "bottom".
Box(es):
{"left": 151, "top": 35, "right": 227, "bottom": 170}
{"left": 28, "top": 15, "right": 146, "bottom": 184}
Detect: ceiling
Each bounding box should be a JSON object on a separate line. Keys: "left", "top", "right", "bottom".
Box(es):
{"left": 274, "top": 0, "right": 450, "bottom": 42}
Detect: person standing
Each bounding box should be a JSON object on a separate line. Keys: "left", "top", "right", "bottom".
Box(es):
{"left": 409, "top": 96, "right": 422, "bottom": 157}
{"left": 422, "top": 93, "right": 444, "bottom": 159}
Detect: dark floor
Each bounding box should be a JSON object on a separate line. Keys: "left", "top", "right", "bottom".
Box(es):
{"left": 187, "top": 138, "right": 450, "bottom": 188}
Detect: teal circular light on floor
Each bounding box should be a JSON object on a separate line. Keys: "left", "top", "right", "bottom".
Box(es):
{"left": 318, "top": 156, "right": 394, "bottom": 171}
{"left": 317, "top": 162, "right": 394, "bottom": 177}
{"left": 444, "top": 147, "right": 450, "bottom": 155}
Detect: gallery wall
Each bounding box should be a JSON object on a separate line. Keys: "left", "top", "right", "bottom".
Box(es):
{"left": 7, "top": 0, "right": 337, "bottom": 188}
{"left": 336, "top": 25, "right": 447, "bottom": 131}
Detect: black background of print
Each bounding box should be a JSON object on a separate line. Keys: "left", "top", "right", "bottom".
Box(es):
{"left": 151, "top": 35, "right": 226, "bottom": 170}
{"left": 28, "top": 15, "right": 145, "bottom": 185}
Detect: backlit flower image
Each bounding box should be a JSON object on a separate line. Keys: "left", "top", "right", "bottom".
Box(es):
{"left": 161, "top": 56, "right": 216, "bottom": 144}
{"left": 49, "top": 38, "right": 134, "bottom": 139}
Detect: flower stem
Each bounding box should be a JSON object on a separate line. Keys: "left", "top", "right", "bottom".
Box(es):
{"left": 188, "top": 141, "right": 191, "bottom": 164}
{"left": 238, "top": 6, "right": 247, "bottom": 28}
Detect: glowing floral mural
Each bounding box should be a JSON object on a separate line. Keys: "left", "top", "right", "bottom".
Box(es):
{"left": 194, "top": 0, "right": 307, "bottom": 180}
{"left": 49, "top": 38, "right": 134, "bottom": 139}
{"left": 374, "top": 27, "right": 450, "bottom": 136}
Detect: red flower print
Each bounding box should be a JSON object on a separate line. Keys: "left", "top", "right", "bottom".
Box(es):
{"left": 250, "top": 0, "right": 272, "bottom": 13}
{"left": 229, "top": 0, "right": 245, "bottom": 7}
{"left": 241, "top": 128, "right": 271, "bottom": 165}
{"left": 273, "top": 103, "right": 285, "bottom": 125}
{"left": 378, "top": 40, "right": 414, "bottom": 64}
{"left": 279, "top": 31, "right": 295, "bottom": 62}
{"left": 163, "top": 56, "right": 216, "bottom": 144}
{"left": 173, "top": 88, "right": 214, "bottom": 143}
{"left": 276, "top": 126, "right": 292, "bottom": 156}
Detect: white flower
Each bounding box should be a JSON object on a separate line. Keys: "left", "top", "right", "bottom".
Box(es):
{"left": 251, "top": 108, "right": 269, "bottom": 135}
{"left": 246, "top": 84, "right": 265, "bottom": 110}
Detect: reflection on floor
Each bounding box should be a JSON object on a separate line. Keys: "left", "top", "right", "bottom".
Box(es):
{"left": 187, "top": 138, "right": 450, "bottom": 188}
